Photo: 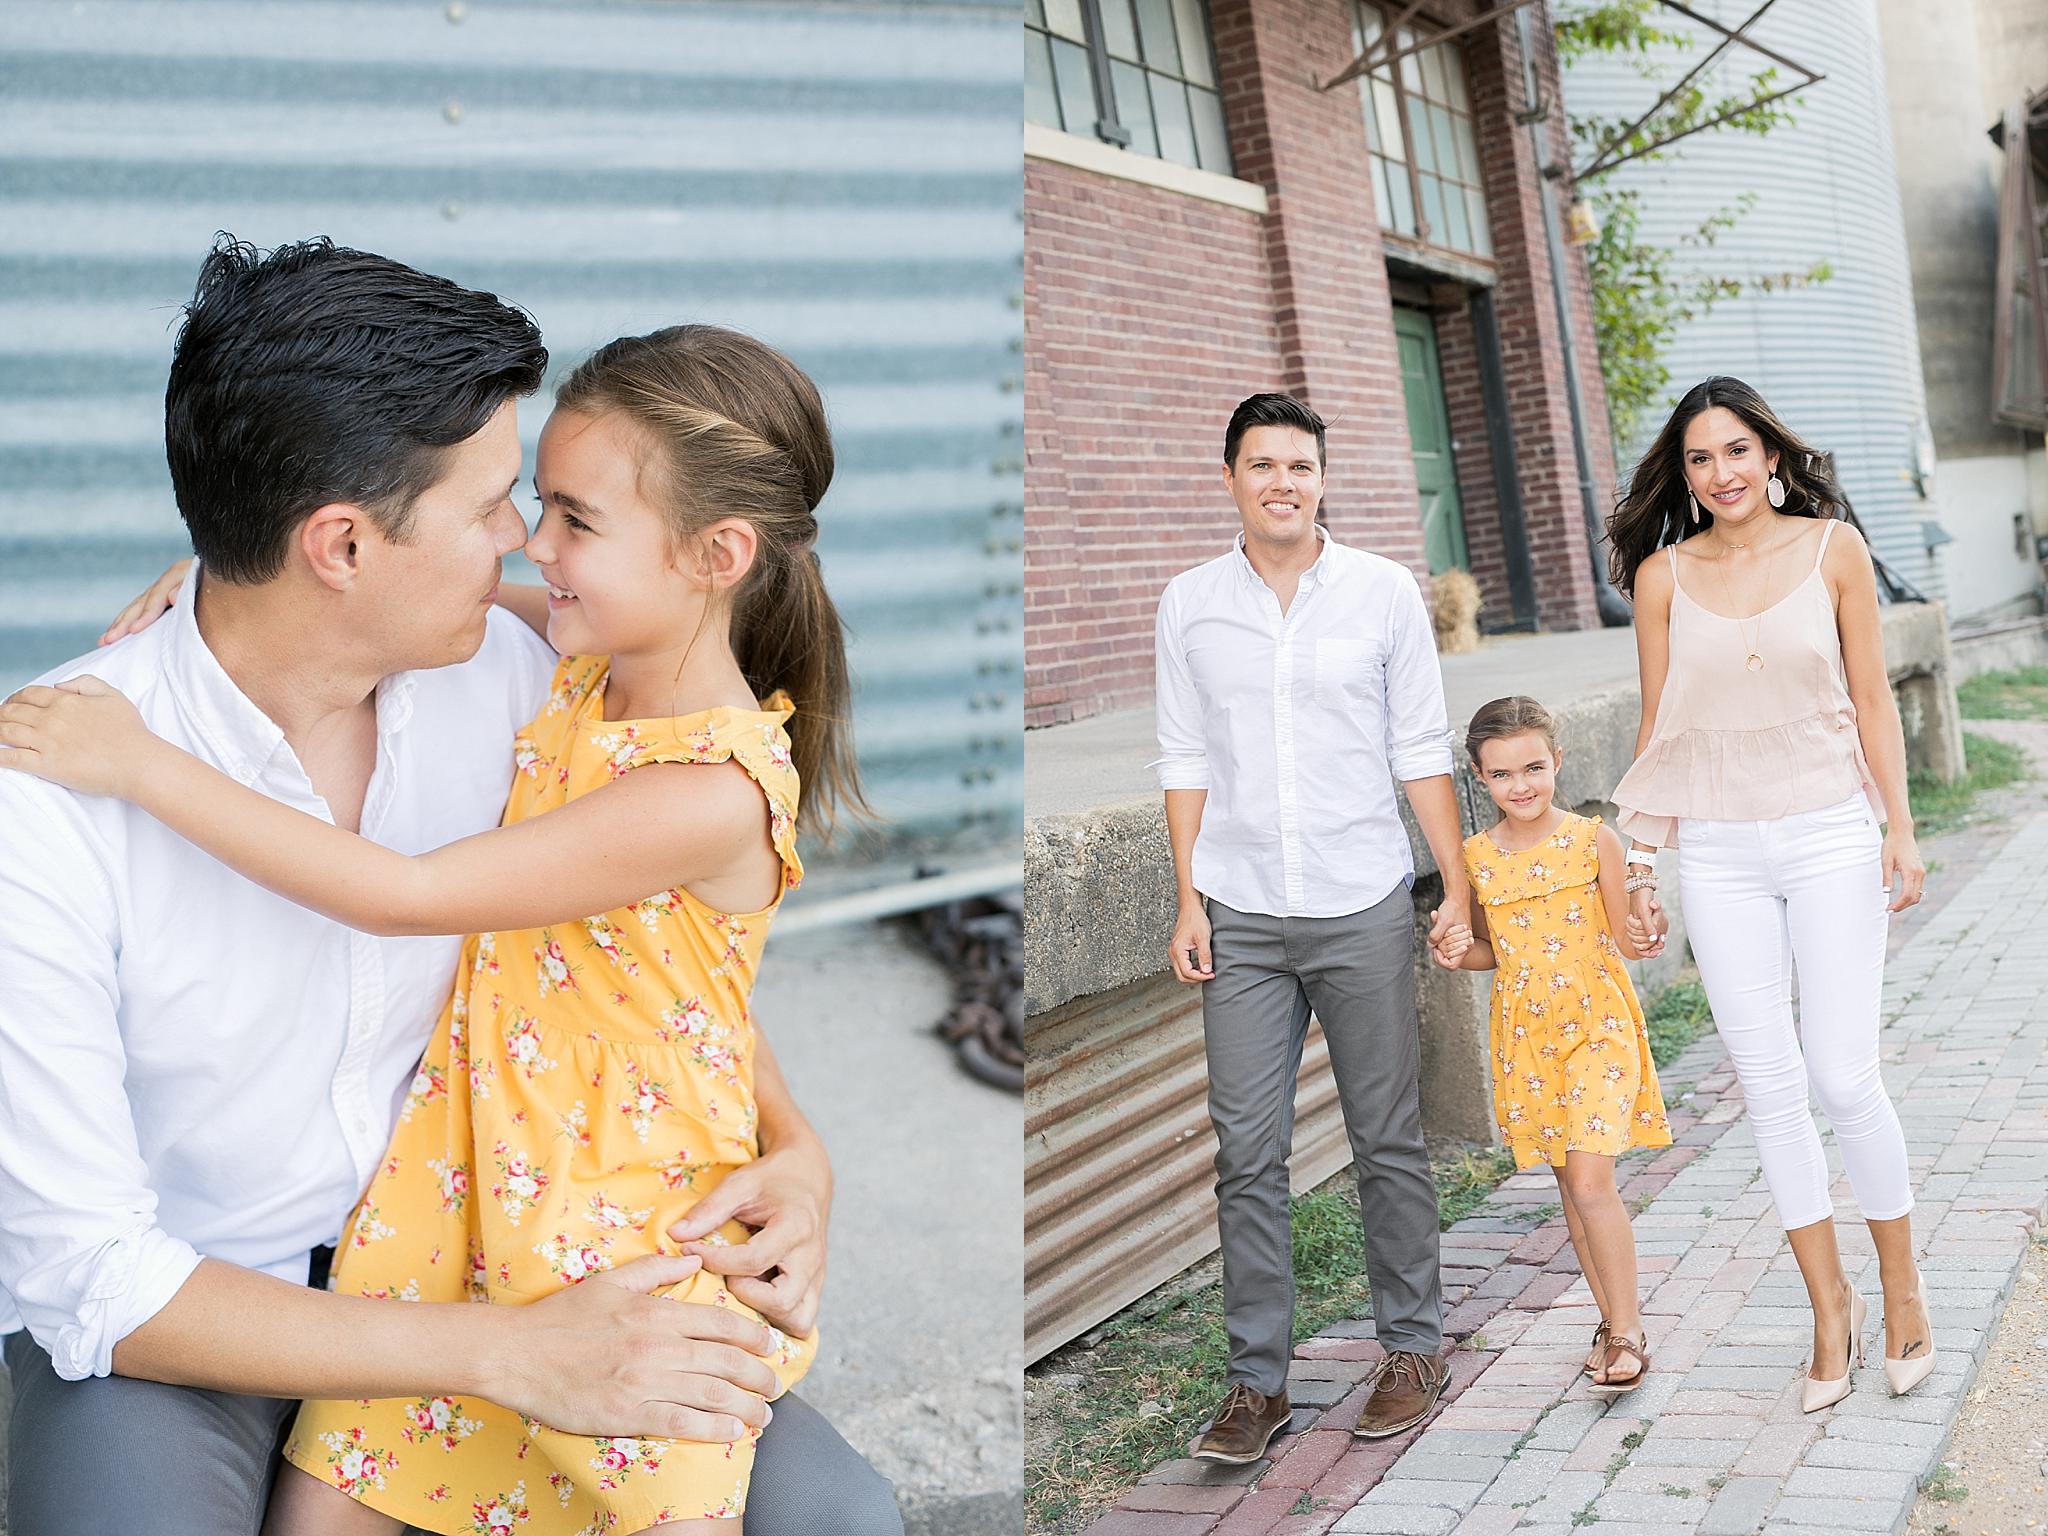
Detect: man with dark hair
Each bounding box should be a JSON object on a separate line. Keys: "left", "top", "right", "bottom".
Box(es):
{"left": 1154, "top": 391, "right": 1470, "bottom": 1461}
{"left": 0, "top": 237, "right": 899, "bottom": 1536}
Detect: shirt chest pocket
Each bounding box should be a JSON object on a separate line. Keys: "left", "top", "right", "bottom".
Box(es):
{"left": 1312, "top": 636, "right": 1383, "bottom": 709}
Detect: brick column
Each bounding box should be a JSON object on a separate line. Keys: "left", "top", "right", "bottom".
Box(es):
{"left": 1022, "top": 202, "right": 1082, "bottom": 730}
{"left": 1462, "top": 8, "right": 1604, "bottom": 628}
{"left": 1211, "top": 0, "right": 1426, "bottom": 573}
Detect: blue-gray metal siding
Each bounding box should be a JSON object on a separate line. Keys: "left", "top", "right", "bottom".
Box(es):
{"left": 0, "top": 0, "right": 1023, "bottom": 858}
{"left": 1560, "top": 0, "right": 1944, "bottom": 599}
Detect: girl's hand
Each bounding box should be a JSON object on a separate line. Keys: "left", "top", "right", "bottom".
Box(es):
{"left": 0, "top": 678, "right": 156, "bottom": 799}
{"left": 1433, "top": 924, "right": 1473, "bottom": 965}
{"left": 1626, "top": 886, "right": 1666, "bottom": 957}
{"left": 1881, "top": 825, "right": 1925, "bottom": 912}
{"left": 101, "top": 559, "right": 193, "bottom": 645}
{"left": 1624, "top": 913, "right": 1665, "bottom": 958}
{"left": 1427, "top": 895, "right": 1471, "bottom": 970}
{"left": 668, "top": 1139, "right": 831, "bottom": 1337}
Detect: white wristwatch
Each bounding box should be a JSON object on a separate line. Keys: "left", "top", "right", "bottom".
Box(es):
{"left": 1625, "top": 847, "right": 1657, "bottom": 868}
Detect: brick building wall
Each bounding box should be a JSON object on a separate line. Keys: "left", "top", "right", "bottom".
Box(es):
{"left": 1025, "top": 0, "right": 1616, "bottom": 729}
{"left": 1023, "top": 160, "right": 1282, "bottom": 726}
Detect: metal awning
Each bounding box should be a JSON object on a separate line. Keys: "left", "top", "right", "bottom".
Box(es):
{"left": 1316, "top": 0, "right": 1542, "bottom": 94}
{"left": 1317, "top": 1, "right": 1824, "bottom": 183}
{"left": 1990, "top": 86, "right": 2048, "bottom": 433}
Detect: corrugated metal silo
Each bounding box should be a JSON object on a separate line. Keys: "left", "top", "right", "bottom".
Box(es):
{"left": 1559, "top": 0, "right": 1944, "bottom": 598}
{"left": 0, "top": 0, "right": 1024, "bottom": 869}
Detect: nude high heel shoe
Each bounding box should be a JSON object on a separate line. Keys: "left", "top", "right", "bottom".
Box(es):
{"left": 1801, "top": 1287, "right": 1867, "bottom": 1414}
{"left": 1884, "top": 1265, "right": 1938, "bottom": 1397}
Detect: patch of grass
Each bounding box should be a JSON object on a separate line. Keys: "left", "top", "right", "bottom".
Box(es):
{"left": 1923, "top": 1462, "right": 1968, "bottom": 1505}
{"left": 1643, "top": 977, "right": 1713, "bottom": 1068}
{"left": 1956, "top": 665, "right": 2048, "bottom": 720}
{"left": 1437, "top": 1144, "right": 1519, "bottom": 1228}
{"left": 1289, "top": 1187, "right": 1376, "bottom": 1337}
{"left": 1288, "top": 1492, "right": 1316, "bottom": 1515}
{"left": 1909, "top": 732, "right": 2031, "bottom": 837}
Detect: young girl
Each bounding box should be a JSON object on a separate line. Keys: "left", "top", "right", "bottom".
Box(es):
{"left": 1436, "top": 696, "right": 1673, "bottom": 1395}
{"left": 0, "top": 325, "right": 861, "bottom": 1533}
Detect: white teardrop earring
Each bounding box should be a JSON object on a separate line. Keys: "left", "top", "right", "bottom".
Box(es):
{"left": 1766, "top": 475, "right": 1786, "bottom": 509}
{"left": 1689, "top": 492, "right": 1702, "bottom": 524}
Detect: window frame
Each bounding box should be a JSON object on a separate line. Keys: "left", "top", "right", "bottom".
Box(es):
{"left": 1025, "top": 0, "right": 1232, "bottom": 176}
{"left": 1354, "top": 1, "right": 1494, "bottom": 268}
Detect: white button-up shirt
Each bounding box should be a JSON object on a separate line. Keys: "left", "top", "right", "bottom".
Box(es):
{"left": 0, "top": 565, "right": 556, "bottom": 1379}
{"left": 1153, "top": 530, "right": 1456, "bottom": 919}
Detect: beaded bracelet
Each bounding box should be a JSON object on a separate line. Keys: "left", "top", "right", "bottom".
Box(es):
{"left": 1625, "top": 872, "right": 1659, "bottom": 893}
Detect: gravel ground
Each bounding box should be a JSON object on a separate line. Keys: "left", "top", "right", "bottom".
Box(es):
{"left": 1901, "top": 716, "right": 2048, "bottom": 1536}
{"left": 1906, "top": 1232, "right": 2048, "bottom": 1536}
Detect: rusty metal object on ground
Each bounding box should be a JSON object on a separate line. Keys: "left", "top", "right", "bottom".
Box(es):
{"left": 917, "top": 890, "right": 1023, "bottom": 1093}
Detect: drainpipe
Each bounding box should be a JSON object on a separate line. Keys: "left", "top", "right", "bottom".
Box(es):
{"left": 1515, "top": 4, "right": 1632, "bottom": 627}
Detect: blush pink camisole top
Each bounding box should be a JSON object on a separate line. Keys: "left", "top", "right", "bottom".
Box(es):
{"left": 1611, "top": 516, "right": 1879, "bottom": 848}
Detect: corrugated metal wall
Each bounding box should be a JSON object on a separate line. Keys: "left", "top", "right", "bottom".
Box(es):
{"left": 0, "top": 0, "right": 1023, "bottom": 862}
{"left": 1024, "top": 972, "right": 1353, "bottom": 1362}
{"left": 1559, "top": 0, "right": 1944, "bottom": 600}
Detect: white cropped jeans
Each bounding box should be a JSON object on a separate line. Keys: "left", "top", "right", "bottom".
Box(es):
{"left": 1676, "top": 791, "right": 1913, "bottom": 1230}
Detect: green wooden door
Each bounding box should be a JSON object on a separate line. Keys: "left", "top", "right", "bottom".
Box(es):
{"left": 1393, "top": 306, "right": 1468, "bottom": 574}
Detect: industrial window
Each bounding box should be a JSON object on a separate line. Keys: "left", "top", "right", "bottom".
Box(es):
{"left": 1025, "top": 0, "right": 1233, "bottom": 176}
{"left": 1354, "top": 2, "right": 1493, "bottom": 260}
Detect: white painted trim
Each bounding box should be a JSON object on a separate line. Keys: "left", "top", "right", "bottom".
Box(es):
{"left": 1024, "top": 122, "right": 1268, "bottom": 214}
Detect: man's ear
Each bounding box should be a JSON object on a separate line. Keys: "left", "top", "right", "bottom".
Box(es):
{"left": 300, "top": 503, "right": 366, "bottom": 591}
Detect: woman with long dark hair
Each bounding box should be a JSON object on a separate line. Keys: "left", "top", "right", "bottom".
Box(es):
{"left": 1607, "top": 376, "right": 1934, "bottom": 1412}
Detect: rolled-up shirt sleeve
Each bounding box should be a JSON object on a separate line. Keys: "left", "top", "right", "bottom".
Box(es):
{"left": 1384, "top": 569, "right": 1457, "bottom": 781}
{"left": 1151, "top": 579, "right": 1210, "bottom": 791}
{"left": 0, "top": 780, "right": 201, "bottom": 1379}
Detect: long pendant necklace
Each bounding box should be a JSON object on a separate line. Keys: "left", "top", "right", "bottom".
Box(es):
{"left": 1712, "top": 527, "right": 1779, "bottom": 673}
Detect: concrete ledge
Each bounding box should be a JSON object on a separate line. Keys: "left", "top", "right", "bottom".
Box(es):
{"left": 1951, "top": 611, "right": 2048, "bottom": 680}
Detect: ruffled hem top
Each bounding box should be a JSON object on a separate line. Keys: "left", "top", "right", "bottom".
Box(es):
{"left": 1613, "top": 518, "right": 1880, "bottom": 848}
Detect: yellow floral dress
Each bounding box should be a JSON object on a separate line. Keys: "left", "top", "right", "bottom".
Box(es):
{"left": 1464, "top": 812, "right": 1672, "bottom": 1171}
{"left": 284, "top": 655, "right": 815, "bottom": 1534}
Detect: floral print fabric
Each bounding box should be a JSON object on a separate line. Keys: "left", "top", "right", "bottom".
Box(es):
{"left": 1463, "top": 813, "right": 1673, "bottom": 1171}
{"left": 284, "top": 655, "right": 814, "bottom": 1533}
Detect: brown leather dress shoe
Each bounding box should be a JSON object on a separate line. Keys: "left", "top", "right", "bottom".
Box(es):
{"left": 1189, "top": 1382, "right": 1291, "bottom": 1464}
{"left": 1352, "top": 1349, "right": 1449, "bottom": 1439}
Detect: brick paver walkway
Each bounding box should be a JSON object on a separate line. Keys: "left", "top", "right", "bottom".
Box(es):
{"left": 1085, "top": 809, "right": 2048, "bottom": 1536}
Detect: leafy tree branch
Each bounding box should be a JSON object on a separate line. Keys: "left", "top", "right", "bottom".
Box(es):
{"left": 1555, "top": 0, "right": 1830, "bottom": 446}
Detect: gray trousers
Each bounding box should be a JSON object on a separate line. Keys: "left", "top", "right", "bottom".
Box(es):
{"left": 3, "top": 1329, "right": 903, "bottom": 1536}
{"left": 1202, "top": 889, "right": 1443, "bottom": 1394}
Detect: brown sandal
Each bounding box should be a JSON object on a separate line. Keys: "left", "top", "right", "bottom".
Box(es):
{"left": 1589, "top": 1330, "right": 1649, "bottom": 1397}
{"left": 1582, "top": 1320, "right": 1611, "bottom": 1377}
